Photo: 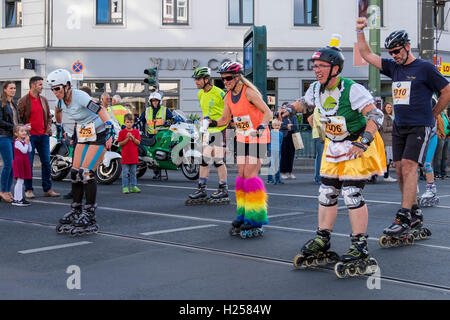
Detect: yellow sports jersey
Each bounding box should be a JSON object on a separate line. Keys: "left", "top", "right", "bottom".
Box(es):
{"left": 198, "top": 86, "right": 226, "bottom": 133}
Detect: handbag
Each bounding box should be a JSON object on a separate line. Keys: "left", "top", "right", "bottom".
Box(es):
{"left": 292, "top": 132, "right": 304, "bottom": 150}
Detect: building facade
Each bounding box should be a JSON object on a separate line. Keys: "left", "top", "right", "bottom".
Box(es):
{"left": 1, "top": 0, "right": 449, "bottom": 117}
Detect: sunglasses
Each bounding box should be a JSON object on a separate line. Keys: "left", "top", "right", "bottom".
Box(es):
{"left": 51, "top": 86, "right": 63, "bottom": 92}
{"left": 388, "top": 48, "right": 403, "bottom": 56}
{"left": 221, "top": 75, "right": 235, "bottom": 82}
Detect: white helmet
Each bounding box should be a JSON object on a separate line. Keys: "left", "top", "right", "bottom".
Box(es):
{"left": 47, "top": 69, "right": 71, "bottom": 87}
{"left": 148, "top": 92, "right": 162, "bottom": 102}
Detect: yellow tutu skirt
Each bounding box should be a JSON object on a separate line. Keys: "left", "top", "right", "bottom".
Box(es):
{"left": 320, "top": 131, "right": 387, "bottom": 180}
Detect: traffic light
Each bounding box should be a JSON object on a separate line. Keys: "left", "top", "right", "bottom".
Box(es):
{"left": 144, "top": 67, "right": 158, "bottom": 87}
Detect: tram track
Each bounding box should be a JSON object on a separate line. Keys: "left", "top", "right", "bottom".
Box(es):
{"left": 1, "top": 215, "right": 450, "bottom": 294}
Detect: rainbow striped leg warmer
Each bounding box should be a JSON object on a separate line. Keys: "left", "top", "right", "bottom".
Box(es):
{"left": 235, "top": 176, "right": 246, "bottom": 222}
{"left": 244, "top": 176, "right": 268, "bottom": 227}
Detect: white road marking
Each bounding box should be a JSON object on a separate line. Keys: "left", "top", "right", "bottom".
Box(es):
{"left": 32, "top": 200, "right": 450, "bottom": 251}
{"left": 140, "top": 224, "right": 217, "bottom": 236}
{"left": 138, "top": 183, "right": 450, "bottom": 209}
{"left": 18, "top": 241, "right": 92, "bottom": 254}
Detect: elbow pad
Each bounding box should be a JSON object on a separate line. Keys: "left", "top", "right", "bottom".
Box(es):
{"left": 366, "top": 107, "right": 384, "bottom": 129}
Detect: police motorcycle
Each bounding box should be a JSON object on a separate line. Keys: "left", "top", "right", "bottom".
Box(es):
{"left": 136, "top": 110, "right": 201, "bottom": 181}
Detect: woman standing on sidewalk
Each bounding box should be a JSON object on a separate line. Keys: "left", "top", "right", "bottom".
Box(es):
{"left": 280, "top": 104, "right": 299, "bottom": 180}
{"left": 381, "top": 102, "right": 396, "bottom": 182}
{"left": 0, "top": 81, "right": 19, "bottom": 203}
{"left": 207, "top": 61, "right": 272, "bottom": 238}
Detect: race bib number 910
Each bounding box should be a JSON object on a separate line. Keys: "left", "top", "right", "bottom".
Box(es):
{"left": 392, "top": 81, "right": 411, "bottom": 105}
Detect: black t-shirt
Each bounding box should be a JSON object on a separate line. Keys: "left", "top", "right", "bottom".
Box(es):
{"left": 381, "top": 58, "right": 449, "bottom": 127}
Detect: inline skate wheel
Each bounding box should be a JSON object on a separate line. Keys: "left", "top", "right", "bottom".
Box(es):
{"left": 379, "top": 235, "right": 389, "bottom": 248}
{"left": 405, "top": 234, "right": 414, "bottom": 245}
{"left": 334, "top": 262, "right": 346, "bottom": 279}
{"left": 293, "top": 254, "right": 306, "bottom": 269}
{"left": 345, "top": 264, "right": 357, "bottom": 277}
{"left": 424, "top": 228, "right": 432, "bottom": 237}
{"left": 305, "top": 256, "right": 315, "bottom": 267}
{"left": 368, "top": 258, "right": 379, "bottom": 274}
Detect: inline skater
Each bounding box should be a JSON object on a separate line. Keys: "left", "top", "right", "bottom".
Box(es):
{"left": 185, "top": 67, "right": 230, "bottom": 205}
{"left": 291, "top": 36, "right": 385, "bottom": 278}
{"left": 207, "top": 62, "right": 272, "bottom": 238}
{"left": 48, "top": 69, "right": 114, "bottom": 236}
{"left": 356, "top": 18, "right": 450, "bottom": 244}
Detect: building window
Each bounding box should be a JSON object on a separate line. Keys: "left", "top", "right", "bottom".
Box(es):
{"left": 294, "top": 0, "right": 319, "bottom": 26}
{"left": 163, "top": 0, "right": 189, "bottom": 25}
{"left": 96, "top": 0, "right": 123, "bottom": 24}
{"left": 229, "top": 0, "right": 254, "bottom": 26}
{"left": 5, "top": 0, "right": 22, "bottom": 27}
{"left": 159, "top": 81, "right": 180, "bottom": 110}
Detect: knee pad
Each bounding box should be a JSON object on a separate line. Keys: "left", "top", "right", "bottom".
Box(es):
{"left": 318, "top": 184, "right": 340, "bottom": 207}
{"left": 213, "top": 158, "right": 225, "bottom": 168}
{"left": 342, "top": 186, "right": 365, "bottom": 210}
{"left": 201, "top": 157, "right": 210, "bottom": 167}
{"left": 80, "top": 168, "right": 96, "bottom": 183}
{"left": 70, "top": 168, "right": 82, "bottom": 183}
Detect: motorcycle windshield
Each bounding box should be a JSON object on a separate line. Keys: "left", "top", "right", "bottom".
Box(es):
{"left": 172, "top": 110, "right": 188, "bottom": 123}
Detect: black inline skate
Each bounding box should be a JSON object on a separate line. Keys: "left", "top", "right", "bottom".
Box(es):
{"left": 293, "top": 229, "right": 339, "bottom": 269}
{"left": 207, "top": 183, "right": 230, "bottom": 205}
{"left": 56, "top": 202, "right": 82, "bottom": 234}
{"left": 334, "top": 234, "right": 378, "bottom": 278}
{"left": 239, "top": 223, "right": 264, "bottom": 239}
{"left": 69, "top": 204, "right": 99, "bottom": 236}
{"left": 185, "top": 182, "right": 208, "bottom": 205}
{"left": 379, "top": 208, "right": 415, "bottom": 248}
{"left": 410, "top": 205, "right": 432, "bottom": 241}
{"left": 229, "top": 219, "right": 244, "bottom": 236}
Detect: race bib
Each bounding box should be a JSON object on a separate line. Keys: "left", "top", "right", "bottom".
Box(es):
{"left": 234, "top": 115, "right": 254, "bottom": 136}
{"left": 77, "top": 123, "right": 97, "bottom": 143}
{"left": 202, "top": 132, "right": 210, "bottom": 146}
{"left": 321, "top": 116, "right": 349, "bottom": 141}
{"left": 392, "top": 81, "right": 411, "bottom": 105}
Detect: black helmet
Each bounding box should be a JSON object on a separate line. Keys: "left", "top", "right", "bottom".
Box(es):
{"left": 311, "top": 46, "right": 345, "bottom": 75}
{"left": 384, "top": 30, "right": 410, "bottom": 49}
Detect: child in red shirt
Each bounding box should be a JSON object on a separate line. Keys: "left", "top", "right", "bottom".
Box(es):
{"left": 118, "top": 114, "right": 141, "bottom": 194}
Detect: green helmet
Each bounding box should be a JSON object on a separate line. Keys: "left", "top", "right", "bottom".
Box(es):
{"left": 192, "top": 67, "right": 211, "bottom": 79}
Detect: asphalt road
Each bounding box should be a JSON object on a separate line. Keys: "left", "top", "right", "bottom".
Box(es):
{"left": 0, "top": 168, "right": 449, "bottom": 301}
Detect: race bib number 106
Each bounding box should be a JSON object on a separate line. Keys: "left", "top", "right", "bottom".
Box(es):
{"left": 392, "top": 81, "right": 411, "bottom": 105}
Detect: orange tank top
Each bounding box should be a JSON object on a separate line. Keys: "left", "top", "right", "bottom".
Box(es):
{"left": 227, "top": 85, "right": 269, "bottom": 144}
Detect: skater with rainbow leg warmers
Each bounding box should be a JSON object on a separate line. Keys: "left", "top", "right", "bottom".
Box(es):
{"left": 206, "top": 61, "right": 272, "bottom": 239}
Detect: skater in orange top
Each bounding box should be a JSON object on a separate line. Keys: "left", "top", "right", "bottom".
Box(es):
{"left": 207, "top": 62, "right": 272, "bottom": 238}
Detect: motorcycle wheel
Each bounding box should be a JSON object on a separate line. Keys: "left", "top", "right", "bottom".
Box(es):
{"left": 95, "top": 158, "right": 122, "bottom": 185}
{"left": 136, "top": 166, "right": 147, "bottom": 179}
{"left": 50, "top": 157, "right": 70, "bottom": 181}
{"left": 181, "top": 163, "right": 199, "bottom": 181}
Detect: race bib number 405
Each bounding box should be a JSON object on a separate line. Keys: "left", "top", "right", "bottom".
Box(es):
{"left": 392, "top": 81, "right": 411, "bottom": 105}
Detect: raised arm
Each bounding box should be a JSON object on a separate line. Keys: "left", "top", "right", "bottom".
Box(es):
{"left": 356, "top": 17, "right": 382, "bottom": 71}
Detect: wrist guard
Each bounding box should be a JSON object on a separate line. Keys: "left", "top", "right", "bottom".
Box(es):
{"left": 209, "top": 119, "right": 218, "bottom": 127}
{"left": 360, "top": 131, "right": 374, "bottom": 146}
{"left": 351, "top": 141, "right": 367, "bottom": 152}
{"left": 55, "top": 123, "right": 64, "bottom": 140}
{"left": 105, "top": 121, "right": 115, "bottom": 141}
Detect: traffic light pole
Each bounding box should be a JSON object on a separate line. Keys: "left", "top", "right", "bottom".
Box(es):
{"left": 368, "top": 0, "right": 380, "bottom": 98}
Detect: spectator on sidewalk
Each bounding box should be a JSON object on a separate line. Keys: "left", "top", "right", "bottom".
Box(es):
{"left": 434, "top": 108, "right": 450, "bottom": 179}
{"left": 280, "top": 103, "right": 298, "bottom": 180}
{"left": 381, "top": 102, "right": 396, "bottom": 182}
{"left": 17, "top": 76, "right": 60, "bottom": 198}
{"left": 0, "top": 81, "right": 19, "bottom": 203}
{"left": 267, "top": 118, "right": 284, "bottom": 184}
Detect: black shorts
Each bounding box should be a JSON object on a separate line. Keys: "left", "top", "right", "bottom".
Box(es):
{"left": 392, "top": 124, "right": 432, "bottom": 165}
{"left": 236, "top": 141, "right": 267, "bottom": 159}
{"left": 77, "top": 130, "right": 107, "bottom": 146}
{"left": 207, "top": 130, "right": 226, "bottom": 147}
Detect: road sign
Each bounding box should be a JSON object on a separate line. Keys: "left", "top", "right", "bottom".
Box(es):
{"left": 72, "top": 61, "right": 84, "bottom": 74}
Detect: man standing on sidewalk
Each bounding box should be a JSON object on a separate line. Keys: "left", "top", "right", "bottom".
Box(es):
{"left": 356, "top": 17, "right": 450, "bottom": 236}
{"left": 18, "top": 76, "right": 60, "bottom": 198}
